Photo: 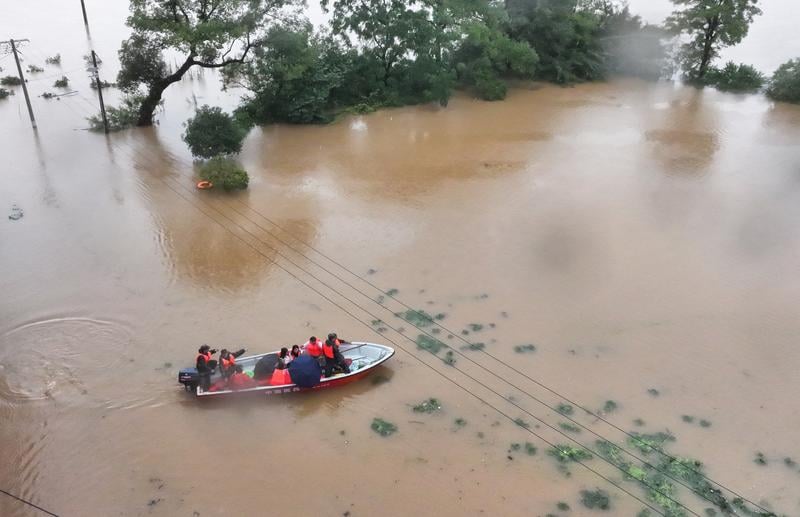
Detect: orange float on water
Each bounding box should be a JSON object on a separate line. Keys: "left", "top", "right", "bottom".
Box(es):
{"left": 196, "top": 180, "right": 213, "bottom": 190}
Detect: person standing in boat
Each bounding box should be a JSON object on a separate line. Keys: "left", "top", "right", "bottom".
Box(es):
{"left": 196, "top": 345, "right": 217, "bottom": 390}
{"left": 219, "top": 348, "right": 246, "bottom": 379}
{"left": 323, "top": 333, "right": 350, "bottom": 377}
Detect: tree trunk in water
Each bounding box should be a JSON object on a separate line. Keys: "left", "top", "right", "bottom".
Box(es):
{"left": 136, "top": 55, "right": 197, "bottom": 126}
{"left": 697, "top": 17, "right": 719, "bottom": 80}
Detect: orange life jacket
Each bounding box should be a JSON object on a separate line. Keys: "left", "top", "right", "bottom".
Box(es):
{"left": 197, "top": 351, "right": 212, "bottom": 365}
{"left": 221, "top": 354, "right": 236, "bottom": 369}
{"left": 270, "top": 368, "right": 292, "bottom": 386}
{"left": 323, "top": 339, "right": 340, "bottom": 359}
{"left": 229, "top": 372, "right": 252, "bottom": 389}
{"left": 305, "top": 341, "right": 322, "bottom": 357}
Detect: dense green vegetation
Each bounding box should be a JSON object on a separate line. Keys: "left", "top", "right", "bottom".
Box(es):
{"left": 766, "top": 59, "right": 800, "bottom": 103}
{"left": 703, "top": 61, "right": 764, "bottom": 92}
{"left": 183, "top": 106, "right": 247, "bottom": 159}
{"left": 199, "top": 157, "right": 249, "bottom": 191}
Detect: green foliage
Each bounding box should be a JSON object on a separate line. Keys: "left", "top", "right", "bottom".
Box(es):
{"left": 580, "top": 488, "right": 610, "bottom": 510}
{"left": 371, "top": 417, "right": 398, "bottom": 436}
{"left": 88, "top": 94, "right": 145, "bottom": 132}
{"left": 603, "top": 400, "right": 618, "bottom": 413}
{"left": 514, "top": 344, "right": 536, "bottom": 353}
{"left": 559, "top": 422, "right": 581, "bottom": 433}
{"left": 183, "top": 106, "right": 247, "bottom": 159}
{"left": 556, "top": 403, "right": 574, "bottom": 416}
{"left": 1, "top": 75, "right": 22, "bottom": 86}
{"left": 548, "top": 444, "right": 592, "bottom": 463}
{"left": 90, "top": 80, "right": 115, "bottom": 90}
{"left": 27, "top": 64, "right": 44, "bottom": 73}
{"left": 556, "top": 501, "right": 570, "bottom": 511}
{"left": 198, "top": 157, "right": 249, "bottom": 191}
{"left": 507, "top": 0, "right": 605, "bottom": 83}
{"left": 454, "top": 417, "right": 467, "bottom": 427}
{"left": 117, "top": 33, "right": 167, "bottom": 92}
{"left": 766, "top": 59, "right": 800, "bottom": 104}
{"left": 416, "top": 334, "right": 445, "bottom": 354}
{"left": 460, "top": 342, "right": 485, "bottom": 351}
{"left": 667, "top": 0, "right": 762, "bottom": 80}
{"left": 704, "top": 62, "right": 764, "bottom": 92}
{"left": 45, "top": 54, "right": 61, "bottom": 65}
{"left": 627, "top": 431, "right": 675, "bottom": 454}
{"left": 397, "top": 309, "right": 436, "bottom": 327}
{"left": 0, "top": 88, "right": 11, "bottom": 99}
{"left": 412, "top": 398, "right": 442, "bottom": 413}
{"left": 53, "top": 76, "right": 69, "bottom": 88}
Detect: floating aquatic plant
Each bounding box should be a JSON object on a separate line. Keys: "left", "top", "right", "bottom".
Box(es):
{"left": 514, "top": 344, "right": 536, "bottom": 354}
{"left": 524, "top": 442, "right": 537, "bottom": 456}
{"left": 627, "top": 431, "right": 675, "bottom": 454}
{"left": 0, "top": 88, "right": 11, "bottom": 100}
{"left": 556, "top": 502, "right": 570, "bottom": 511}
{"left": 416, "top": 334, "right": 445, "bottom": 354}
{"left": 681, "top": 415, "right": 695, "bottom": 423}
{"left": 603, "top": 400, "right": 618, "bottom": 413}
{"left": 454, "top": 417, "right": 467, "bottom": 427}
{"left": 559, "top": 422, "right": 581, "bottom": 433}
{"left": 412, "top": 398, "right": 441, "bottom": 413}
{"left": 514, "top": 418, "right": 530, "bottom": 429}
{"left": 1, "top": 75, "right": 22, "bottom": 86}
{"left": 548, "top": 445, "right": 592, "bottom": 463}
{"left": 580, "top": 489, "right": 610, "bottom": 510}
{"left": 633, "top": 418, "right": 646, "bottom": 426}
{"left": 754, "top": 452, "right": 767, "bottom": 466}
{"left": 53, "top": 75, "right": 69, "bottom": 88}
{"left": 647, "top": 388, "right": 660, "bottom": 397}
{"left": 371, "top": 418, "right": 397, "bottom": 437}
{"left": 385, "top": 288, "right": 399, "bottom": 296}
{"left": 45, "top": 54, "right": 61, "bottom": 65}
{"left": 460, "top": 342, "right": 485, "bottom": 351}
{"left": 699, "top": 419, "right": 712, "bottom": 428}
{"left": 27, "top": 64, "right": 43, "bottom": 73}
{"left": 556, "top": 403, "right": 574, "bottom": 416}
{"left": 398, "top": 309, "right": 435, "bottom": 327}
{"left": 468, "top": 323, "right": 484, "bottom": 332}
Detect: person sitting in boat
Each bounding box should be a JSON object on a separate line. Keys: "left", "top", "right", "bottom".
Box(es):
{"left": 228, "top": 365, "right": 254, "bottom": 390}
{"left": 323, "top": 333, "right": 351, "bottom": 377}
{"left": 289, "top": 345, "right": 301, "bottom": 363}
{"left": 196, "top": 345, "right": 218, "bottom": 390}
{"left": 277, "top": 347, "right": 290, "bottom": 369}
{"left": 219, "top": 348, "right": 246, "bottom": 379}
{"left": 303, "top": 336, "right": 323, "bottom": 360}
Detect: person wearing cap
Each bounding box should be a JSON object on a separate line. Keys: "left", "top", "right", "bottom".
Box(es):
{"left": 323, "top": 332, "right": 350, "bottom": 377}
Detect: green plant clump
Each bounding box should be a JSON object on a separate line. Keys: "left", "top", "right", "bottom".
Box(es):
{"left": 183, "top": 105, "right": 247, "bottom": 159}
{"left": 556, "top": 501, "right": 570, "bottom": 511}
{"left": 514, "top": 417, "right": 530, "bottom": 429}
{"left": 45, "top": 54, "right": 61, "bottom": 65}
{"left": 397, "top": 309, "right": 435, "bottom": 327}
{"left": 704, "top": 62, "right": 765, "bottom": 92}
{"left": 556, "top": 403, "right": 574, "bottom": 416}
{"left": 443, "top": 350, "right": 456, "bottom": 366}
{"left": 559, "top": 422, "right": 581, "bottom": 433}
{"left": 580, "top": 488, "right": 610, "bottom": 510}
{"left": 514, "top": 344, "right": 536, "bottom": 353}
{"left": 199, "top": 157, "right": 249, "bottom": 191}
{"left": 603, "top": 400, "right": 618, "bottom": 413}
{"left": 371, "top": 417, "right": 397, "bottom": 436}
{"left": 412, "top": 398, "right": 441, "bottom": 413}
{"left": 548, "top": 445, "right": 592, "bottom": 464}
{"left": 0, "top": 88, "right": 11, "bottom": 100}
{"left": 460, "top": 342, "right": 485, "bottom": 351}
{"left": 1, "top": 75, "right": 22, "bottom": 86}
{"left": 27, "top": 64, "right": 44, "bottom": 73}
{"left": 454, "top": 417, "right": 467, "bottom": 427}
{"left": 524, "top": 442, "right": 537, "bottom": 456}
{"left": 416, "top": 334, "right": 445, "bottom": 354}
{"left": 53, "top": 76, "right": 70, "bottom": 88}
{"left": 766, "top": 59, "right": 800, "bottom": 104}
{"left": 88, "top": 94, "right": 144, "bottom": 132}
{"left": 627, "top": 431, "right": 675, "bottom": 454}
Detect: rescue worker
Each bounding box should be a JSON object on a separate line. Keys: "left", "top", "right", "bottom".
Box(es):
{"left": 323, "top": 332, "right": 350, "bottom": 377}
{"left": 196, "top": 345, "right": 217, "bottom": 390}
{"left": 228, "top": 365, "right": 254, "bottom": 390}
{"left": 219, "top": 347, "right": 246, "bottom": 379}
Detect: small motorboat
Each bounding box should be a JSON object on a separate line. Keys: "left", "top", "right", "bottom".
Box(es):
{"left": 178, "top": 342, "right": 395, "bottom": 397}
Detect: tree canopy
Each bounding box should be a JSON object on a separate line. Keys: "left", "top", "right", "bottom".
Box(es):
{"left": 667, "top": 0, "right": 762, "bottom": 81}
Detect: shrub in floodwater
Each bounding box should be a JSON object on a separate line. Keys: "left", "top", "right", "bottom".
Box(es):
{"left": 699, "top": 419, "right": 712, "bottom": 428}
{"left": 704, "top": 62, "right": 765, "bottom": 92}
{"left": 603, "top": 400, "right": 618, "bottom": 413}
{"left": 88, "top": 94, "right": 144, "bottom": 132}
{"left": 556, "top": 403, "right": 573, "bottom": 416}
{"left": 460, "top": 342, "right": 485, "bottom": 351}
{"left": 41, "top": 92, "right": 56, "bottom": 99}
{"left": 524, "top": 442, "right": 537, "bottom": 456}
{"left": 27, "top": 64, "right": 44, "bottom": 73}
{"left": 434, "top": 313, "right": 446, "bottom": 320}
{"left": 514, "top": 344, "right": 536, "bottom": 354}
{"left": 510, "top": 443, "right": 521, "bottom": 451}
{"left": 548, "top": 445, "right": 592, "bottom": 463}
{"left": 385, "top": 288, "right": 398, "bottom": 296}
{"left": 633, "top": 418, "right": 645, "bottom": 427}
{"left": 371, "top": 417, "right": 397, "bottom": 436}
{"left": 0, "top": 88, "right": 11, "bottom": 100}
{"left": 647, "top": 388, "right": 660, "bottom": 397}
{"left": 397, "top": 309, "right": 435, "bottom": 327}
{"left": 412, "top": 398, "right": 441, "bottom": 413}
{"left": 766, "top": 59, "right": 800, "bottom": 104}
{"left": 199, "top": 157, "right": 249, "bottom": 191}
{"left": 754, "top": 452, "right": 767, "bottom": 466}
{"left": 1, "top": 75, "right": 22, "bottom": 86}
{"left": 784, "top": 457, "right": 796, "bottom": 468}
{"left": 454, "top": 417, "right": 467, "bottom": 427}
{"left": 90, "top": 80, "right": 115, "bottom": 89}
{"left": 514, "top": 417, "right": 530, "bottom": 429}
{"left": 468, "top": 323, "right": 483, "bottom": 332}
{"left": 443, "top": 350, "right": 456, "bottom": 366}
{"left": 45, "top": 54, "right": 61, "bottom": 65}
{"left": 580, "top": 489, "right": 610, "bottom": 510}
{"left": 557, "top": 502, "right": 570, "bottom": 511}
{"left": 183, "top": 105, "right": 247, "bottom": 159}
{"left": 559, "top": 422, "right": 581, "bottom": 433}
{"left": 627, "top": 431, "right": 675, "bottom": 454}
{"left": 53, "top": 76, "right": 70, "bottom": 88}
{"left": 416, "top": 335, "right": 445, "bottom": 355}
{"left": 595, "top": 440, "right": 629, "bottom": 469}
{"left": 681, "top": 415, "right": 695, "bottom": 423}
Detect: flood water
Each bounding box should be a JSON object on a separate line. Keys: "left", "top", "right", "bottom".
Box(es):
{"left": 2, "top": 1, "right": 800, "bottom": 516}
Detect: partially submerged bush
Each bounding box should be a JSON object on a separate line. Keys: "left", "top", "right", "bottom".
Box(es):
{"left": 90, "top": 80, "right": 115, "bottom": 89}
{"left": 548, "top": 445, "right": 592, "bottom": 463}
{"left": 704, "top": 62, "right": 765, "bottom": 92}
{"left": 766, "top": 58, "right": 800, "bottom": 104}
{"left": 45, "top": 54, "right": 61, "bottom": 65}
{"left": 371, "top": 417, "right": 397, "bottom": 436}
{"left": 198, "top": 157, "right": 249, "bottom": 191}
{"left": 183, "top": 105, "right": 247, "bottom": 159}
{"left": 0, "top": 88, "right": 11, "bottom": 100}
{"left": 412, "top": 398, "right": 441, "bottom": 413}
{"left": 1, "top": 75, "right": 22, "bottom": 86}
{"left": 88, "top": 94, "right": 143, "bottom": 132}
{"left": 27, "top": 64, "right": 44, "bottom": 73}
{"left": 53, "top": 76, "right": 70, "bottom": 88}
{"left": 580, "top": 489, "right": 611, "bottom": 510}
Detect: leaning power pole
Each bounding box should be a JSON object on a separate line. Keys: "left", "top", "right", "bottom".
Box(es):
{"left": 89, "top": 50, "right": 109, "bottom": 133}
{"left": 3, "top": 38, "right": 37, "bottom": 130}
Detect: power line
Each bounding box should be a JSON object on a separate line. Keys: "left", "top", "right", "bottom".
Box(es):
{"left": 0, "top": 487, "right": 59, "bottom": 517}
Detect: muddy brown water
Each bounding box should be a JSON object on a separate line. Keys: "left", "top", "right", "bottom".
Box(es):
{"left": 3, "top": 2, "right": 800, "bottom": 517}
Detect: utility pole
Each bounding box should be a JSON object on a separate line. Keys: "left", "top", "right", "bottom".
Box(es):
{"left": 80, "top": 0, "right": 89, "bottom": 25}
{"left": 89, "top": 50, "right": 109, "bottom": 133}
{"left": 3, "top": 39, "right": 37, "bottom": 130}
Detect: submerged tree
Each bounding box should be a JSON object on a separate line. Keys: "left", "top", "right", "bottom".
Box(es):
{"left": 667, "top": 0, "right": 761, "bottom": 81}
{"left": 117, "top": 0, "right": 297, "bottom": 126}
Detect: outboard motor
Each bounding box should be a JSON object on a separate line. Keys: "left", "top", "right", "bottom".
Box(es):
{"left": 178, "top": 368, "right": 199, "bottom": 391}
